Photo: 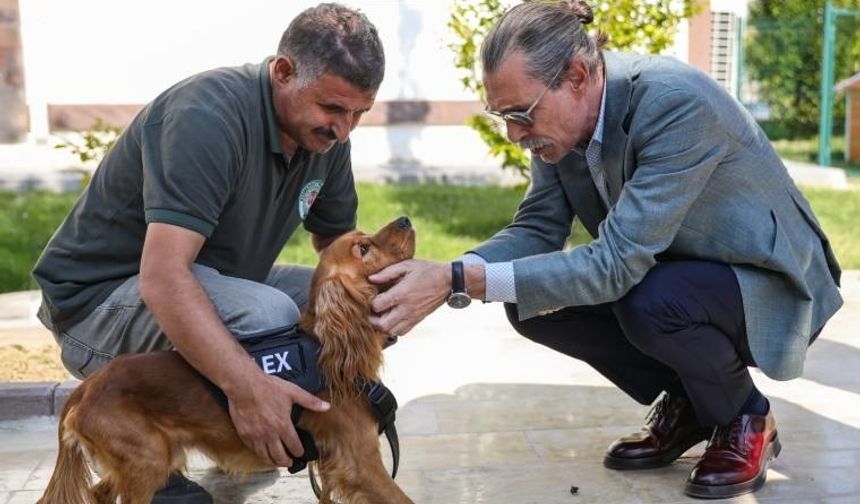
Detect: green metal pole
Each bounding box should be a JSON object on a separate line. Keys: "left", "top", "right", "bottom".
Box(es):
{"left": 818, "top": 2, "right": 835, "bottom": 166}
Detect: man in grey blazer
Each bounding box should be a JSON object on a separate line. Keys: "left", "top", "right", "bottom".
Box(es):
{"left": 369, "top": 0, "right": 842, "bottom": 499}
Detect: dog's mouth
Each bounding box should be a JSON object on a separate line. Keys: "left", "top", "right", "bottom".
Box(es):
{"left": 400, "top": 230, "right": 417, "bottom": 260}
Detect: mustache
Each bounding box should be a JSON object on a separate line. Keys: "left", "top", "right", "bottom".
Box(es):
{"left": 313, "top": 127, "right": 337, "bottom": 141}
{"left": 518, "top": 137, "right": 552, "bottom": 150}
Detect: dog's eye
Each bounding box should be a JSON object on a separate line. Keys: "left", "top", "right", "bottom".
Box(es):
{"left": 359, "top": 243, "right": 370, "bottom": 256}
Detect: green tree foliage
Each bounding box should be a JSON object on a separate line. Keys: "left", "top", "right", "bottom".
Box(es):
{"left": 54, "top": 119, "right": 121, "bottom": 188}
{"left": 448, "top": 0, "right": 698, "bottom": 180}
{"left": 54, "top": 119, "right": 120, "bottom": 164}
{"left": 746, "top": 0, "right": 860, "bottom": 138}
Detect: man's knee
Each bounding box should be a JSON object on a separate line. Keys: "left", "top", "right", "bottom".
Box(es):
{"left": 505, "top": 303, "right": 564, "bottom": 350}
{"left": 506, "top": 303, "right": 570, "bottom": 344}
{"left": 504, "top": 302, "right": 600, "bottom": 362}
{"left": 265, "top": 264, "right": 314, "bottom": 311}
{"left": 192, "top": 264, "right": 302, "bottom": 336}
{"left": 504, "top": 302, "right": 535, "bottom": 337}
{"left": 614, "top": 274, "right": 681, "bottom": 355}
{"left": 224, "top": 288, "right": 301, "bottom": 337}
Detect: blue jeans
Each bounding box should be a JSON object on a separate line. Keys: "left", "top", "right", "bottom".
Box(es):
{"left": 41, "top": 263, "right": 313, "bottom": 379}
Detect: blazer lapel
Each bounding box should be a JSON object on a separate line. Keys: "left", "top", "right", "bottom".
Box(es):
{"left": 600, "top": 53, "right": 633, "bottom": 205}
{"left": 556, "top": 150, "right": 606, "bottom": 238}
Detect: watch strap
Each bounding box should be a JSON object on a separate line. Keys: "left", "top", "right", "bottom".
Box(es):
{"left": 451, "top": 261, "right": 466, "bottom": 294}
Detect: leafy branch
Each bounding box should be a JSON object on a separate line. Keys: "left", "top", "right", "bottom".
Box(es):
{"left": 447, "top": 0, "right": 698, "bottom": 181}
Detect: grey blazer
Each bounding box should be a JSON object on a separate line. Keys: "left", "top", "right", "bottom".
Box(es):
{"left": 472, "top": 52, "right": 843, "bottom": 381}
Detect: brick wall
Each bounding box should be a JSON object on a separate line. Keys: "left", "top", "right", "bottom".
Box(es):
{"left": 0, "top": 0, "right": 27, "bottom": 142}
{"left": 47, "top": 101, "right": 486, "bottom": 132}
{"left": 687, "top": 0, "right": 712, "bottom": 75}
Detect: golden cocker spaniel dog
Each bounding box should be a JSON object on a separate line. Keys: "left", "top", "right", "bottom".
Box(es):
{"left": 38, "top": 217, "right": 416, "bottom": 504}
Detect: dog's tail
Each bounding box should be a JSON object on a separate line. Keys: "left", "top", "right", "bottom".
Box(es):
{"left": 38, "top": 396, "right": 94, "bottom": 504}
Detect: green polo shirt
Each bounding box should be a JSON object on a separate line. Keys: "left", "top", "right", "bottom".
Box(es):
{"left": 33, "top": 58, "right": 358, "bottom": 331}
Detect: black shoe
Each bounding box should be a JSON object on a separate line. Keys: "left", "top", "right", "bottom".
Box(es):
{"left": 684, "top": 410, "right": 781, "bottom": 499}
{"left": 151, "top": 473, "right": 213, "bottom": 504}
{"left": 604, "top": 392, "right": 712, "bottom": 470}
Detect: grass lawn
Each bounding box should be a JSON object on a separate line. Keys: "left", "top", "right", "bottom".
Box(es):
{"left": 2, "top": 181, "right": 860, "bottom": 296}
{"left": 278, "top": 183, "right": 527, "bottom": 266}
{"left": 0, "top": 191, "right": 79, "bottom": 292}
{"left": 802, "top": 187, "right": 860, "bottom": 270}
{"left": 0, "top": 184, "right": 533, "bottom": 294}
{"left": 2, "top": 181, "right": 859, "bottom": 382}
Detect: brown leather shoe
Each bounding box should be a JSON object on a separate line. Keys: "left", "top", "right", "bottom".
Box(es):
{"left": 685, "top": 410, "right": 780, "bottom": 499}
{"left": 604, "top": 392, "right": 712, "bottom": 470}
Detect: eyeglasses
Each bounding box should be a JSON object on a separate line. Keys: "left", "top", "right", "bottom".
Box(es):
{"left": 485, "top": 63, "right": 565, "bottom": 128}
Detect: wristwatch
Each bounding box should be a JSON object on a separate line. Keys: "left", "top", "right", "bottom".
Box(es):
{"left": 446, "top": 261, "right": 472, "bottom": 309}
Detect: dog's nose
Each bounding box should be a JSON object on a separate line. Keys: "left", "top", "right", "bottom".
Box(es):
{"left": 396, "top": 216, "right": 411, "bottom": 230}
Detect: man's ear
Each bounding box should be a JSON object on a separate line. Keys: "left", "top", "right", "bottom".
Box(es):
{"left": 272, "top": 55, "right": 298, "bottom": 84}
{"left": 564, "top": 58, "right": 589, "bottom": 92}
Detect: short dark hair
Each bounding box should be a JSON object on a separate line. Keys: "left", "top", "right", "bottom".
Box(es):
{"left": 277, "top": 3, "right": 385, "bottom": 92}
{"left": 481, "top": 1, "right": 606, "bottom": 87}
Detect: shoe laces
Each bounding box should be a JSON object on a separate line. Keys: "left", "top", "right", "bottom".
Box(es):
{"left": 709, "top": 417, "right": 749, "bottom": 456}
{"left": 645, "top": 393, "right": 672, "bottom": 430}
{"left": 649, "top": 393, "right": 672, "bottom": 419}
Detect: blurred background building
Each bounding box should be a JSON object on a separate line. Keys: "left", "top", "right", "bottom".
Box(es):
{"left": 1, "top": 0, "right": 752, "bottom": 182}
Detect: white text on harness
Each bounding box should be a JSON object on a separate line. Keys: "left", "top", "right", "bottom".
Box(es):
{"left": 261, "top": 351, "right": 293, "bottom": 374}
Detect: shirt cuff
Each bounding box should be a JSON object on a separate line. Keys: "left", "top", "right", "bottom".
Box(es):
{"left": 458, "top": 253, "right": 487, "bottom": 265}
{"left": 484, "top": 261, "right": 517, "bottom": 303}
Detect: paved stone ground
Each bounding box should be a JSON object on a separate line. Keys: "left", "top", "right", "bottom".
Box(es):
{"left": 0, "top": 140, "right": 856, "bottom": 502}
{"left": 1, "top": 272, "right": 859, "bottom": 503}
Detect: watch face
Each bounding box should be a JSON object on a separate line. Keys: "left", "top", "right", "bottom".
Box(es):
{"left": 447, "top": 292, "right": 471, "bottom": 309}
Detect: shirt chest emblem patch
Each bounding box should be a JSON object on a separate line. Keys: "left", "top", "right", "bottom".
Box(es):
{"left": 298, "top": 179, "right": 323, "bottom": 220}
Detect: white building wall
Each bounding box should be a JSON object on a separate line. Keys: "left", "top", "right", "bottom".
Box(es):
{"left": 18, "top": 0, "right": 477, "bottom": 104}
{"left": 17, "top": 0, "right": 510, "bottom": 175}
{"left": 711, "top": 0, "right": 747, "bottom": 16}
{"left": 14, "top": 0, "right": 748, "bottom": 180}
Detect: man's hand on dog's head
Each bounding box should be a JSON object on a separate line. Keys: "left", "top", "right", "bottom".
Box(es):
{"left": 368, "top": 259, "right": 450, "bottom": 337}
{"left": 227, "top": 370, "right": 330, "bottom": 468}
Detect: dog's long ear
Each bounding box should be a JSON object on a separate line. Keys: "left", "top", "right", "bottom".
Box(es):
{"left": 314, "top": 273, "right": 375, "bottom": 323}
{"left": 313, "top": 275, "right": 381, "bottom": 398}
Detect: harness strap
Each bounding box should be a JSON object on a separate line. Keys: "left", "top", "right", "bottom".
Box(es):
{"left": 360, "top": 380, "right": 400, "bottom": 478}
{"left": 197, "top": 324, "right": 400, "bottom": 497}
{"left": 308, "top": 380, "right": 400, "bottom": 499}
{"left": 285, "top": 424, "right": 319, "bottom": 474}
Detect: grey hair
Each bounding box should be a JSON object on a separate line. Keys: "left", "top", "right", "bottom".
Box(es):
{"left": 277, "top": 3, "right": 385, "bottom": 91}
{"left": 481, "top": 1, "right": 606, "bottom": 87}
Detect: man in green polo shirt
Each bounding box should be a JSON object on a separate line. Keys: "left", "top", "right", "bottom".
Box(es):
{"left": 32, "top": 4, "right": 383, "bottom": 502}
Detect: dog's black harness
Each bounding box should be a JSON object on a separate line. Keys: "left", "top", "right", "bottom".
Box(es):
{"left": 205, "top": 325, "right": 400, "bottom": 496}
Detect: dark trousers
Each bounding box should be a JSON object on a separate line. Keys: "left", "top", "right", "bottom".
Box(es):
{"left": 506, "top": 260, "right": 757, "bottom": 426}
